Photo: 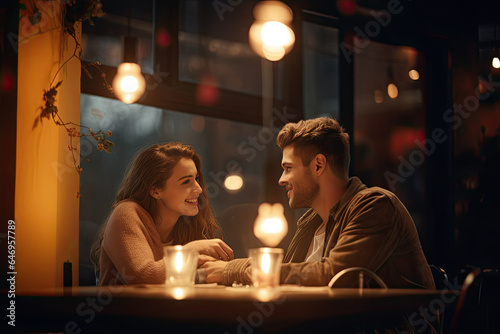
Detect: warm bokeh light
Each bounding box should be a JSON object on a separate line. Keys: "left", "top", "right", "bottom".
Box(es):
{"left": 261, "top": 21, "right": 294, "bottom": 48}
{"left": 224, "top": 174, "right": 244, "bottom": 191}
{"left": 374, "top": 89, "right": 384, "bottom": 103}
{"left": 408, "top": 69, "right": 420, "bottom": 80}
{"left": 253, "top": 0, "right": 293, "bottom": 22}
{"left": 492, "top": 57, "right": 500, "bottom": 69}
{"left": 120, "top": 75, "right": 139, "bottom": 93}
{"left": 387, "top": 83, "right": 399, "bottom": 99}
{"left": 478, "top": 79, "right": 488, "bottom": 95}
{"left": 261, "top": 218, "right": 284, "bottom": 234}
{"left": 249, "top": 1, "right": 295, "bottom": 61}
{"left": 112, "top": 63, "right": 145, "bottom": 104}
{"left": 254, "top": 203, "right": 288, "bottom": 247}
{"left": 262, "top": 44, "right": 286, "bottom": 61}
{"left": 172, "top": 287, "right": 187, "bottom": 300}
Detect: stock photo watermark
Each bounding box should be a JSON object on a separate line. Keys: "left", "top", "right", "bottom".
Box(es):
{"left": 339, "top": 0, "right": 412, "bottom": 63}
{"left": 64, "top": 268, "right": 134, "bottom": 334}
{"left": 225, "top": 294, "right": 286, "bottom": 334}
{"left": 205, "top": 105, "right": 297, "bottom": 198}
{"left": 384, "top": 74, "right": 500, "bottom": 191}
{"left": 402, "top": 277, "right": 463, "bottom": 334}
{"left": 213, "top": 0, "right": 244, "bottom": 22}
{"left": 6, "top": 220, "right": 17, "bottom": 327}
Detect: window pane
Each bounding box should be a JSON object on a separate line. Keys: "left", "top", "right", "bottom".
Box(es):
{"left": 81, "top": 0, "right": 154, "bottom": 74}
{"left": 354, "top": 41, "right": 426, "bottom": 231}
{"left": 179, "top": 0, "right": 263, "bottom": 96}
{"left": 303, "top": 22, "right": 339, "bottom": 119}
{"left": 78, "top": 94, "right": 287, "bottom": 284}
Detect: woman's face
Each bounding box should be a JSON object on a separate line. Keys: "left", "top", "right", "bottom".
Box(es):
{"left": 156, "top": 157, "right": 203, "bottom": 219}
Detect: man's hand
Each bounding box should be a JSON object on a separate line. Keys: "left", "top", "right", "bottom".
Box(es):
{"left": 184, "top": 239, "right": 234, "bottom": 261}
{"left": 201, "top": 259, "right": 228, "bottom": 284}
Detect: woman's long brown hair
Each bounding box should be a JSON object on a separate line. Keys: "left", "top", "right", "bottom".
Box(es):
{"left": 89, "top": 142, "right": 222, "bottom": 278}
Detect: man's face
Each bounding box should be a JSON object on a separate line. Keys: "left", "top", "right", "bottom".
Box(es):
{"left": 278, "top": 146, "right": 319, "bottom": 209}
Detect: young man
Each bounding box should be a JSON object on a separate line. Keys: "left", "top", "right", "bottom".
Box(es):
{"left": 202, "top": 117, "right": 435, "bottom": 289}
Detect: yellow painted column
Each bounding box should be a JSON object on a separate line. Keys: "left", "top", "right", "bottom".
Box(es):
{"left": 16, "top": 0, "right": 80, "bottom": 293}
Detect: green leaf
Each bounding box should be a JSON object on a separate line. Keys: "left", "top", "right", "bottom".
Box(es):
{"left": 19, "top": 3, "right": 27, "bottom": 11}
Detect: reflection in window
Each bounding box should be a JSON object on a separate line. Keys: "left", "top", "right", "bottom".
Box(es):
{"left": 303, "top": 22, "right": 339, "bottom": 120}
{"left": 78, "top": 94, "right": 288, "bottom": 284}
{"left": 354, "top": 40, "right": 426, "bottom": 231}
{"left": 81, "top": 0, "right": 154, "bottom": 74}
{"left": 179, "top": 0, "right": 264, "bottom": 96}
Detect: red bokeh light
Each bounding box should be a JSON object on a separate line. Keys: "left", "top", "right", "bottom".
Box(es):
{"left": 1, "top": 72, "right": 15, "bottom": 92}
{"left": 390, "top": 128, "right": 425, "bottom": 159}
{"left": 196, "top": 75, "right": 219, "bottom": 106}
{"left": 337, "top": 0, "right": 357, "bottom": 16}
{"left": 156, "top": 28, "right": 171, "bottom": 47}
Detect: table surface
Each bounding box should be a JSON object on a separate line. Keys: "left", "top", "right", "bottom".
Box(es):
{"left": 15, "top": 285, "right": 458, "bottom": 333}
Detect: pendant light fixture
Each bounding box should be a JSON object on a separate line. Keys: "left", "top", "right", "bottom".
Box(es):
{"left": 249, "top": 1, "right": 295, "bottom": 61}
{"left": 112, "top": 5, "right": 145, "bottom": 104}
{"left": 492, "top": 24, "right": 500, "bottom": 69}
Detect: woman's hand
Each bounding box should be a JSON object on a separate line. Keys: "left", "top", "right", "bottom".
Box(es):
{"left": 201, "top": 260, "right": 228, "bottom": 284}
{"left": 184, "top": 239, "right": 234, "bottom": 261}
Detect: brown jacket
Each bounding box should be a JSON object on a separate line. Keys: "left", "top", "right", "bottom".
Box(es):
{"left": 223, "top": 177, "right": 435, "bottom": 288}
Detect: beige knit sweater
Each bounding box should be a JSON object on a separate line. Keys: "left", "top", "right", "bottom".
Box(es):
{"left": 99, "top": 200, "right": 166, "bottom": 285}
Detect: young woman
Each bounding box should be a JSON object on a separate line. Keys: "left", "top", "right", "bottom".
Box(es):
{"left": 90, "top": 142, "right": 233, "bottom": 285}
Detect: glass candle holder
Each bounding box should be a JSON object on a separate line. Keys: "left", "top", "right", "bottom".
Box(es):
{"left": 163, "top": 245, "right": 198, "bottom": 287}
{"left": 249, "top": 247, "right": 284, "bottom": 288}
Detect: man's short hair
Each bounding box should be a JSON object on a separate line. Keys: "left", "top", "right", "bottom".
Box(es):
{"left": 276, "top": 117, "right": 350, "bottom": 178}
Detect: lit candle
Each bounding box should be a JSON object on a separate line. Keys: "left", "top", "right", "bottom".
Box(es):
{"left": 249, "top": 247, "right": 284, "bottom": 288}
{"left": 163, "top": 246, "right": 198, "bottom": 287}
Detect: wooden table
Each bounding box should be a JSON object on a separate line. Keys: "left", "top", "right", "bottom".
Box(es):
{"left": 15, "top": 285, "right": 458, "bottom": 333}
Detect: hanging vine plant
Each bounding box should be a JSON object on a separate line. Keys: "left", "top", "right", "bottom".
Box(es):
{"left": 24, "top": 0, "right": 114, "bottom": 198}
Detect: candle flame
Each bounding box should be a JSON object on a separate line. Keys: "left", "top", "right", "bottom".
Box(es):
{"left": 261, "top": 253, "right": 271, "bottom": 274}
{"left": 175, "top": 252, "right": 183, "bottom": 272}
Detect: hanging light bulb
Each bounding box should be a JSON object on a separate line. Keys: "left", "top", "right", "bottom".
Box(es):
{"left": 254, "top": 203, "right": 288, "bottom": 247}
{"left": 112, "top": 19, "right": 145, "bottom": 104}
{"left": 492, "top": 56, "right": 500, "bottom": 69}
{"left": 492, "top": 25, "right": 500, "bottom": 69}
{"left": 113, "top": 62, "right": 145, "bottom": 104}
{"left": 249, "top": 1, "right": 295, "bottom": 61}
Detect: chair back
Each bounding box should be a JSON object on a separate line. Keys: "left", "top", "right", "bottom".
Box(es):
{"left": 429, "top": 264, "right": 449, "bottom": 290}
{"left": 451, "top": 268, "right": 500, "bottom": 334}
